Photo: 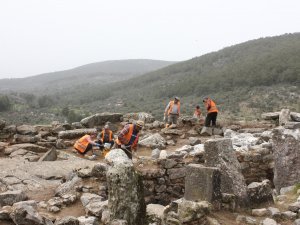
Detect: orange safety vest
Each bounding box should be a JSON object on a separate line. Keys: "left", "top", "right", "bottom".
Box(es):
{"left": 167, "top": 100, "right": 180, "bottom": 115}
{"left": 101, "top": 129, "right": 113, "bottom": 142}
{"left": 116, "top": 124, "right": 139, "bottom": 148}
{"left": 205, "top": 99, "right": 218, "bottom": 114}
{"left": 74, "top": 134, "right": 90, "bottom": 153}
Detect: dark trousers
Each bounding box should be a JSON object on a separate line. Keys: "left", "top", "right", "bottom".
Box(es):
{"left": 205, "top": 112, "right": 218, "bottom": 127}
{"left": 79, "top": 143, "right": 93, "bottom": 154}
{"left": 97, "top": 140, "right": 115, "bottom": 150}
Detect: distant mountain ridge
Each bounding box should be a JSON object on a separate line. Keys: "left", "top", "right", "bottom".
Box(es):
{"left": 0, "top": 33, "right": 299, "bottom": 124}
{"left": 0, "top": 59, "right": 176, "bottom": 93}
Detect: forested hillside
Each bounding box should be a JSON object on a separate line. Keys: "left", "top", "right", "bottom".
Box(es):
{"left": 1, "top": 33, "right": 299, "bottom": 124}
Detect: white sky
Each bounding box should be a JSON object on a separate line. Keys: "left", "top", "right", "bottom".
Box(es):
{"left": 0, "top": 0, "right": 299, "bottom": 78}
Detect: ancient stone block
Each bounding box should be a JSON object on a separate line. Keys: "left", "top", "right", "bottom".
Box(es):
{"left": 184, "top": 164, "right": 221, "bottom": 207}
{"left": 204, "top": 138, "right": 249, "bottom": 206}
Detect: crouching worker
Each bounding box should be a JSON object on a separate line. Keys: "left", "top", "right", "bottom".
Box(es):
{"left": 74, "top": 131, "right": 100, "bottom": 159}
{"left": 115, "top": 120, "right": 144, "bottom": 159}
{"left": 97, "top": 124, "right": 114, "bottom": 150}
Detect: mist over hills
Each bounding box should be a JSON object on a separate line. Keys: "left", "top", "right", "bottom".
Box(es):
{"left": 0, "top": 33, "right": 299, "bottom": 124}
{"left": 0, "top": 59, "right": 176, "bottom": 93}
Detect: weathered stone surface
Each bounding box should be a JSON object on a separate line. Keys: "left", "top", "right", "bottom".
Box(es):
{"left": 146, "top": 204, "right": 164, "bottom": 224}
{"left": 9, "top": 149, "right": 40, "bottom": 162}
{"left": 91, "top": 163, "right": 108, "bottom": 179}
{"left": 16, "top": 125, "right": 38, "bottom": 135}
{"left": 236, "top": 215, "right": 257, "bottom": 225}
{"left": 224, "top": 129, "right": 259, "bottom": 148}
{"left": 151, "top": 148, "right": 160, "bottom": 159}
{"left": 58, "top": 128, "right": 96, "bottom": 139}
{"left": 161, "top": 128, "right": 183, "bottom": 136}
{"left": 80, "top": 193, "right": 107, "bottom": 217}
{"left": 159, "top": 150, "right": 168, "bottom": 159}
{"left": 123, "top": 112, "right": 155, "bottom": 123}
{"left": 260, "top": 218, "right": 277, "bottom": 225}
{"left": 184, "top": 164, "right": 221, "bottom": 206}
{"left": 55, "top": 216, "right": 79, "bottom": 225}
{"left": 167, "top": 168, "right": 186, "bottom": 180}
{"left": 0, "top": 190, "right": 27, "bottom": 207}
{"left": 288, "top": 202, "right": 300, "bottom": 212}
{"left": 177, "top": 199, "right": 211, "bottom": 224}
{"left": 10, "top": 200, "right": 44, "bottom": 225}
{"left": 139, "top": 133, "right": 166, "bottom": 149}
{"left": 106, "top": 149, "right": 146, "bottom": 225}
{"left": 291, "top": 112, "right": 300, "bottom": 122}
{"left": 281, "top": 211, "right": 297, "bottom": 220}
{"left": 5, "top": 143, "right": 47, "bottom": 155}
{"left": 0, "top": 205, "right": 12, "bottom": 220}
{"left": 247, "top": 180, "right": 273, "bottom": 205}
{"left": 109, "top": 220, "right": 128, "bottom": 225}
{"left": 279, "top": 109, "right": 290, "bottom": 126}
{"left": 273, "top": 128, "right": 300, "bottom": 191}
{"left": 201, "top": 127, "right": 213, "bottom": 136}
{"left": 284, "top": 122, "right": 300, "bottom": 129}
{"left": 77, "top": 216, "right": 98, "bottom": 225}
{"left": 13, "top": 134, "right": 39, "bottom": 143}
{"left": 38, "top": 148, "right": 57, "bottom": 162}
{"left": 252, "top": 208, "right": 269, "bottom": 217}
{"left": 188, "top": 137, "right": 201, "bottom": 146}
{"left": 294, "top": 219, "right": 300, "bottom": 225}
{"left": 204, "top": 138, "right": 249, "bottom": 206}
{"left": 175, "top": 145, "right": 193, "bottom": 153}
{"left": 80, "top": 113, "right": 122, "bottom": 128}
{"left": 261, "top": 112, "right": 280, "bottom": 120}
{"left": 267, "top": 207, "right": 281, "bottom": 220}
{"left": 55, "top": 175, "right": 82, "bottom": 197}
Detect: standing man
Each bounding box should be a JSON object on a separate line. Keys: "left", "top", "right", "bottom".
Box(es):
{"left": 203, "top": 97, "right": 218, "bottom": 127}
{"left": 74, "top": 131, "right": 100, "bottom": 159}
{"left": 115, "top": 120, "right": 144, "bottom": 159}
{"left": 164, "top": 96, "right": 180, "bottom": 128}
{"left": 97, "top": 124, "right": 114, "bottom": 150}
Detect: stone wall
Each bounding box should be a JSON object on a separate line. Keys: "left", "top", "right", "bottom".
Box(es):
{"left": 236, "top": 143, "right": 274, "bottom": 185}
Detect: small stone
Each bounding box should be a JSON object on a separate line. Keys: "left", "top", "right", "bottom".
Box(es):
{"left": 252, "top": 208, "right": 269, "bottom": 217}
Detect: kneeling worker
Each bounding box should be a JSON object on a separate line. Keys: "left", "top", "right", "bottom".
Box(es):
{"left": 97, "top": 124, "right": 114, "bottom": 150}
{"left": 74, "top": 131, "right": 100, "bottom": 159}
{"left": 115, "top": 120, "right": 144, "bottom": 159}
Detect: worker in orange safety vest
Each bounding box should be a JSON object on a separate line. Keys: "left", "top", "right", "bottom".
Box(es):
{"left": 164, "top": 96, "right": 180, "bottom": 128}
{"left": 115, "top": 120, "right": 144, "bottom": 159}
{"left": 203, "top": 97, "right": 218, "bottom": 127}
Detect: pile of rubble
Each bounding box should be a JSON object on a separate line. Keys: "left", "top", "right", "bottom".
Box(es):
{"left": 0, "top": 109, "right": 299, "bottom": 225}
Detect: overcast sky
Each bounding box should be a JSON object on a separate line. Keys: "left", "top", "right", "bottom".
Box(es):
{"left": 0, "top": 0, "right": 299, "bottom": 78}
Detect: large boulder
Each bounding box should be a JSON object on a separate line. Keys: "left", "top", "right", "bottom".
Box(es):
{"left": 106, "top": 149, "right": 146, "bottom": 225}
{"left": 80, "top": 193, "right": 107, "bottom": 217}
{"left": 16, "top": 125, "right": 38, "bottom": 135}
{"left": 261, "top": 112, "right": 280, "bottom": 120}
{"left": 163, "top": 199, "right": 211, "bottom": 225}
{"left": 139, "top": 133, "right": 166, "bottom": 149}
{"left": 224, "top": 129, "right": 259, "bottom": 149}
{"left": 123, "top": 112, "right": 155, "bottom": 123}
{"left": 54, "top": 216, "right": 79, "bottom": 225}
{"left": 10, "top": 200, "right": 44, "bottom": 225}
{"left": 273, "top": 128, "right": 300, "bottom": 191}
{"left": 13, "top": 134, "right": 39, "bottom": 143}
{"left": 0, "top": 190, "right": 28, "bottom": 207}
{"left": 80, "top": 113, "right": 122, "bottom": 128}
{"left": 146, "top": 204, "right": 164, "bottom": 224}
{"left": 58, "top": 128, "right": 96, "bottom": 139}
{"left": 247, "top": 180, "right": 274, "bottom": 206}
{"left": 204, "top": 138, "right": 249, "bottom": 206}
{"left": 291, "top": 112, "right": 300, "bottom": 122}
{"left": 184, "top": 164, "right": 221, "bottom": 207}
